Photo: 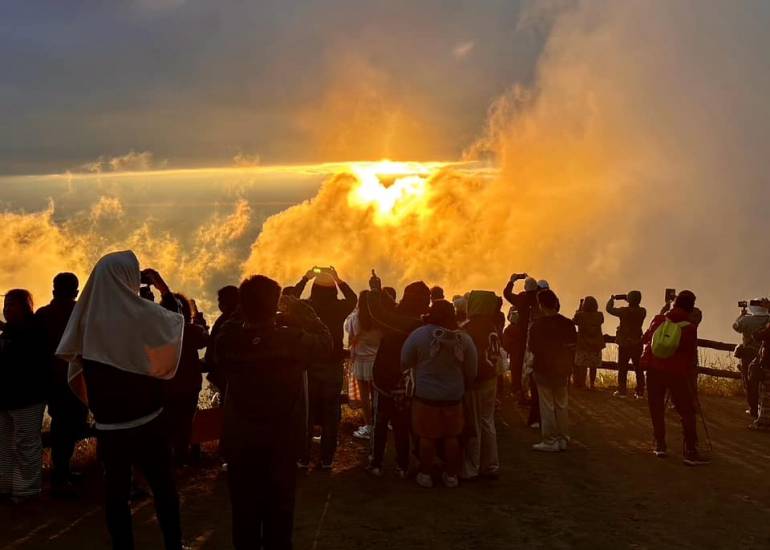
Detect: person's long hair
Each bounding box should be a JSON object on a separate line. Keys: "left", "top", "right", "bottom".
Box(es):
{"left": 357, "top": 290, "right": 373, "bottom": 331}
{"left": 173, "top": 292, "right": 192, "bottom": 323}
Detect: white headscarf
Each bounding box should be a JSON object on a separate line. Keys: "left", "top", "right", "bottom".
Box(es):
{"left": 56, "top": 250, "right": 184, "bottom": 403}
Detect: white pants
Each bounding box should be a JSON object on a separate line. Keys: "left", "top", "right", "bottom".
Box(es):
{"left": 0, "top": 403, "right": 45, "bottom": 497}
{"left": 462, "top": 378, "right": 499, "bottom": 478}
{"left": 536, "top": 383, "right": 569, "bottom": 444}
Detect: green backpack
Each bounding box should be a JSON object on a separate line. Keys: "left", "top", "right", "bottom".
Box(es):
{"left": 651, "top": 319, "right": 690, "bottom": 359}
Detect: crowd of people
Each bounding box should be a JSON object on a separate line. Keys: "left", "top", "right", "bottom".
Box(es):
{"left": 2, "top": 251, "right": 768, "bottom": 549}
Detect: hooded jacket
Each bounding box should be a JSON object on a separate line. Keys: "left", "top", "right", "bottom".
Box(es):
{"left": 642, "top": 307, "right": 698, "bottom": 376}
{"left": 401, "top": 324, "right": 477, "bottom": 402}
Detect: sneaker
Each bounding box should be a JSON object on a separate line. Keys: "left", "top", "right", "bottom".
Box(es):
{"left": 532, "top": 441, "right": 561, "bottom": 452}
{"left": 683, "top": 451, "right": 711, "bottom": 466}
{"left": 396, "top": 467, "right": 409, "bottom": 480}
{"left": 366, "top": 465, "right": 384, "bottom": 478}
{"left": 529, "top": 422, "right": 541, "bottom": 429}
{"left": 558, "top": 438, "right": 568, "bottom": 451}
{"left": 296, "top": 461, "right": 309, "bottom": 470}
{"left": 221, "top": 462, "right": 229, "bottom": 472}
{"left": 653, "top": 443, "right": 668, "bottom": 458}
{"left": 442, "top": 473, "right": 459, "bottom": 488}
{"left": 612, "top": 391, "right": 627, "bottom": 398}
{"left": 353, "top": 425, "right": 372, "bottom": 440}
{"left": 634, "top": 392, "right": 645, "bottom": 400}
{"left": 416, "top": 473, "right": 433, "bottom": 488}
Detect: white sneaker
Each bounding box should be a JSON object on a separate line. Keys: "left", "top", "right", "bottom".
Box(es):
{"left": 558, "top": 438, "right": 568, "bottom": 451}
{"left": 529, "top": 422, "right": 541, "bottom": 429}
{"left": 442, "top": 472, "right": 459, "bottom": 488}
{"left": 416, "top": 473, "right": 433, "bottom": 488}
{"left": 532, "top": 441, "right": 561, "bottom": 452}
{"left": 612, "top": 391, "right": 627, "bottom": 399}
{"left": 366, "top": 465, "right": 384, "bottom": 478}
{"left": 296, "top": 461, "right": 309, "bottom": 470}
{"left": 353, "top": 425, "right": 372, "bottom": 440}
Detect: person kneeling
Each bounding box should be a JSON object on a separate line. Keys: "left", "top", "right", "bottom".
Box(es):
{"left": 401, "top": 301, "right": 477, "bottom": 488}
{"left": 529, "top": 290, "right": 576, "bottom": 452}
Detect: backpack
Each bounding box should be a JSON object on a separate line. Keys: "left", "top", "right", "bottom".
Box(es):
{"left": 651, "top": 319, "right": 690, "bottom": 359}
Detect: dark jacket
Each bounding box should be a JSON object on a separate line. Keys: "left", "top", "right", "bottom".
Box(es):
{"left": 0, "top": 319, "right": 47, "bottom": 410}
{"left": 34, "top": 298, "right": 76, "bottom": 391}
{"left": 607, "top": 302, "right": 646, "bottom": 348}
{"left": 573, "top": 311, "right": 606, "bottom": 353}
{"left": 529, "top": 314, "right": 577, "bottom": 386}
{"left": 642, "top": 307, "right": 698, "bottom": 377}
{"left": 294, "top": 277, "right": 357, "bottom": 362}
{"left": 166, "top": 323, "right": 209, "bottom": 397}
{"left": 215, "top": 313, "right": 332, "bottom": 457}
{"left": 503, "top": 282, "right": 538, "bottom": 335}
{"left": 463, "top": 316, "right": 501, "bottom": 385}
{"left": 368, "top": 291, "right": 424, "bottom": 393}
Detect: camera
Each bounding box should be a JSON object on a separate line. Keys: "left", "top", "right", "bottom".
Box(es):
{"left": 738, "top": 301, "right": 748, "bottom": 308}
{"left": 613, "top": 294, "right": 627, "bottom": 301}
{"left": 313, "top": 266, "right": 332, "bottom": 275}
{"left": 739, "top": 299, "right": 765, "bottom": 308}
{"left": 510, "top": 272, "right": 528, "bottom": 280}
{"left": 665, "top": 288, "right": 676, "bottom": 302}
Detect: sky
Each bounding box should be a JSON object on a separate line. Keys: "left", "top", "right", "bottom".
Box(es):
{"left": 2, "top": 0, "right": 770, "bottom": 345}
{"left": 0, "top": 0, "right": 544, "bottom": 174}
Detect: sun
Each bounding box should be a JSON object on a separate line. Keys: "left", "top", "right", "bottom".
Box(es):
{"left": 346, "top": 160, "right": 445, "bottom": 225}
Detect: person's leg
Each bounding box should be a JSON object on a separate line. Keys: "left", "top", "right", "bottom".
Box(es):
{"left": 300, "top": 374, "right": 321, "bottom": 465}
{"left": 392, "top": 403, "right": 412, "bottom": 472}
{"left": 263, "top": 445, "right": 297, "bottom": 550}
{"left": 669, "top": 374, "right": 698, "bottom": 453}
{"left": 747, "top": 363, "right": 761, "bottom": 418}
{"left": 357, "top": 379, "right": 372, "bottom": 427}
{"left": 0, "top": 410, "right": 12, "bottom": 495}
{"left": 553, "top": 384, "right": 570, "bottom": 442}
{"left": 573, "top": 364, "right": 586, "bottom": 389}
{"left": 418, "top": 437, "right": 436, "bottom": 475}
{"left": 589, "top": 367, "right": 597, "bottom": 389}
{"left": 444, "top": 437, "right": 461, "bottom": 477}
{"left": 461, "top": 389, "right": 481, "bottom": 479}
{"left": 50, "top": 389, "right": 87, "bottom": 486}
{"left": 320, "top": 369, "right": 343, "bottom": 466}
{"left": 227, "top": 459, "right": 263, "bottom": 550}
{"left": 537, "top": 383, "right": 557, "bottom": 443}
{"left": 478, "top": 380, "right": 499, "bottom": 474}
{"left": 9, "top": 403, "right": 44, "bottom": 497}
{"left": 135, "top": 419, "right": 182, "bottom": 550}
{"left": 527, "top": 378, "right": 540, "bottom": 425}
{"left": 370, "top": 391, "right": 390, "bottom": 469}
{"left": 646, "top": 369, "right": 667, "bottom": 449}
{"left": 98, "top": 429, "right": 136, "bottom": 550}
{"left": 632, "top": 345, "right": 645, "bottom": 396}
{"left": 617, "top": 346, "right": 630, "bottom": 394}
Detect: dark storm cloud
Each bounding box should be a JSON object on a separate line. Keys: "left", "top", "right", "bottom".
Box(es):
{"left": 0, "top": 0, "right": 544, "bottom": 174}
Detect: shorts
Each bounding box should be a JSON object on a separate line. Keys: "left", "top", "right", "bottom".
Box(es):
{"left": 574, "top": 350, "right": 602, "bottom": 370}
{"left": 352, "top": 357, "right": 374, "bottom": 382}
{"left": 411, "top": 399, "right": 464, "bottom": 439}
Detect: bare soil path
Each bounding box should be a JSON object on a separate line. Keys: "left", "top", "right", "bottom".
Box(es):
{"left": 2, "top": 389, "right": 769, "bottom": 549}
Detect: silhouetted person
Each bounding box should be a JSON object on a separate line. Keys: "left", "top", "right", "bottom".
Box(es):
{"left": 572, "top": 296, "right": 605, "bottom": 390}
{"left": 402, "top": 300, "right": 476, "bottom": 488}
{"left": 503, "top": 274, "right": 538, "bottom": 406}
{"left": 293, "top": 267, "right": 356, "bottom": 469}
{"left": 367, "top": 276, "right": 431, "bottom": 477}
{"left": 607, "top": 291, "right": 647, "bottom": 398}
{"left": 643, "top": 290, "right": 708, "bottom": 465}
{"left": 0, "top": 289, "right": 46, "bottom": 503}
{"left": 529, "top": 289, "right": 577, "bottom": 452}
{"left": 430, "top": 286, "right": 445, "bottom": 304}
{"left": 215, "top": 275, "right": 332, "bottom": 550}
{"left": 57, "top": 251, "right": 185, "bottom": 550}
{"left": 734, "top": 302, "right": 770, "bottom": 419}
{"left": 35, "top": 272, "right": 88, "bottom": 497}
{"left": 205, "top": 285, "right": 240, "bottom": 392}
{"left": 462, "top": 291, "right": 502, "bottom": 479}
{"left": 164, "top": 294, "right": 208, "bottom": 465}
{"left": 383, "top": 287, "right": 397, "bottom": 303}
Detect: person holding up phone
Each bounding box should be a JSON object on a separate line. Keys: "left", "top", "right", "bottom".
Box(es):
{"left": 292, "top": 266, "right": 357, "bottom": 470}
{"left": 607, "top": 291, "right": 647, "bottom": 398}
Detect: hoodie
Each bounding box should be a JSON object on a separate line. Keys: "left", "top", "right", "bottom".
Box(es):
{"left": 401, "top": 324, "right": 477, "bottom": 402}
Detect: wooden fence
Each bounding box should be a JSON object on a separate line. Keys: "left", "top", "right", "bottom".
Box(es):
{"left": 601, "top": 335, "right": 741, "bottom": 380}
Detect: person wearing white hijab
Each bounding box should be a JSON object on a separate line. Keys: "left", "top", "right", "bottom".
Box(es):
{"left": 57, "top": 250, "right": 185, "bottom": 550}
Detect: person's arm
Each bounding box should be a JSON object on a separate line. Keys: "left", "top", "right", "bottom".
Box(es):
{"left": 367, "top": 289, "right": 414, "bottom": 334}
{"left": 286, "top": 297, "right": 333, "bottom": 362}
{"left": 400, "top": 331, "right": 420, "bottom": 371}
{"left": 606, "top": 297, "right": 620, "bottom": 317}
{"left": 188, "top": 324, "right": 209, "bottom": 350}
{"left": 642, "top": 316, "right": 663, "bottom": 345}
{"left": 503, "top": 279, "right": 516, "bottom": 306}
{"left": 331, "top": 268, "right": 357, "bottom": 316}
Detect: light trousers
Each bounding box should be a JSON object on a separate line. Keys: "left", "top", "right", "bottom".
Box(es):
{"left": 536, "top": 383, "right": 569, "bottom": 444}
{"left": 0, "top": 403, "right": 45, "bottom": 497}
{"left": 462, "top": 378, "right": 499, "bottom": 478}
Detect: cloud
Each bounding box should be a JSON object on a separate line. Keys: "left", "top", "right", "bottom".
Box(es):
{"left": 79, "top": 151, "right": 165, "bottom": 174}
{"left": 232, "top": 152, "right": 261, "bottom": 167}
{"left": 452, "top": 40, "right": 475, "bottom": 60}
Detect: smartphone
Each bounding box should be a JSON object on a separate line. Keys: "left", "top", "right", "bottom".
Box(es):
{"left": 665, "top": 288, "right": 676, "bottom": 302}
{"left": 613, "top": 294, "right": 627, "bottom": 301}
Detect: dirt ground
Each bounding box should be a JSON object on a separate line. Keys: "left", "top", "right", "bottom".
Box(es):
{"left": 2, "top": 388, "right": 770, "bottom": 550}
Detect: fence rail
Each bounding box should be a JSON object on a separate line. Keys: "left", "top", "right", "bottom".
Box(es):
{"left": 602, "top": 334, "right": 741, "bottom": 379}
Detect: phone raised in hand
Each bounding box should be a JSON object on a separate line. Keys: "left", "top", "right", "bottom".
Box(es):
{"left": 613, "top": 294, "right": 628, "bottom": 301}
{"left": 665, "top": 288, "right": 677, "bottom": 302}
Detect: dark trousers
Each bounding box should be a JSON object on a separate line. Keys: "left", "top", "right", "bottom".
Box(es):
{"left": 510, "top": 351, "right": 524, "bottom": 395}
{"left": 48, "top": 387, "right": 89, "bottom": 484}
{"left": 97, "top": 417, "right": 182, "bottom": 550}
{"left": 741, "top": 357, "right": 760, "bottom": 416}
{"left": 227, "top": 447, "right": 296, "bottom": 550}
{"left": 164, "top": 391, "right": 200, "bottom": 464}
{"left": 302, "top": 366, "right": 342, "bottom": 465}
{"left": 618, "top": 344, "right": 645, "bottom": 395}
{"left": 647, "top": 369, "right": 697, "bottom": 452}
{"left": 371, "top": 390, "right": 410, "bottom": 470}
